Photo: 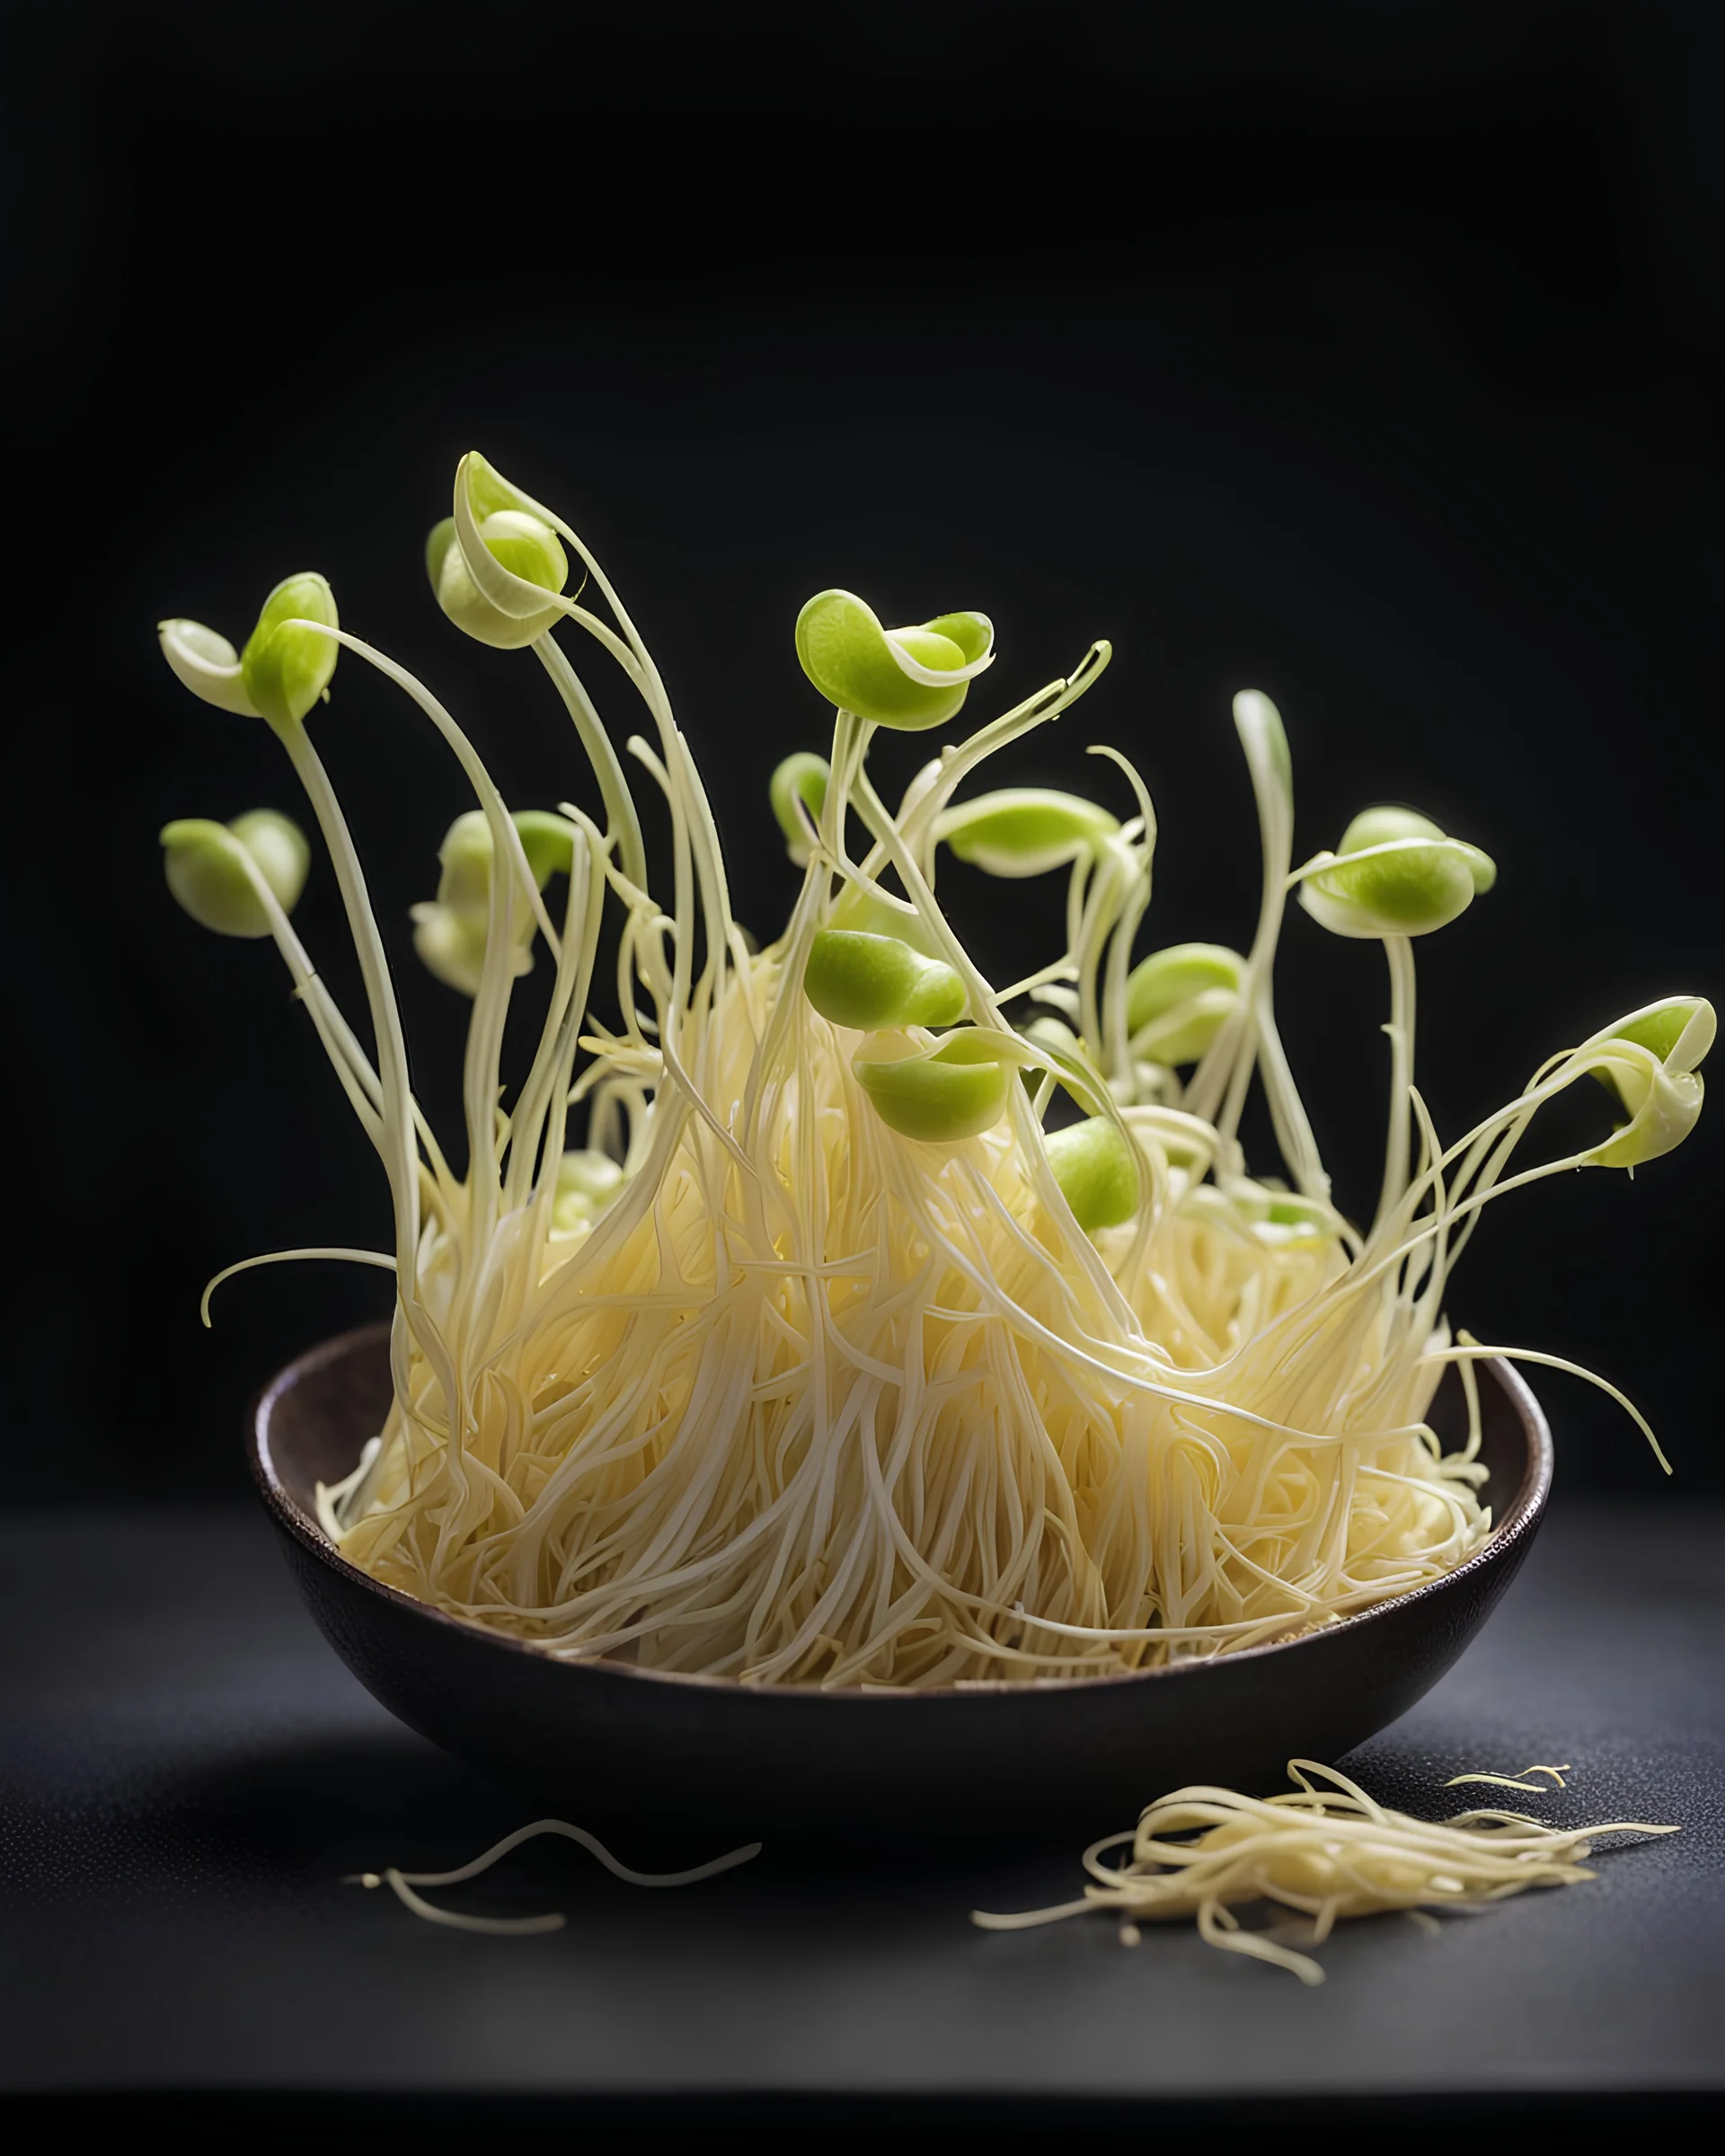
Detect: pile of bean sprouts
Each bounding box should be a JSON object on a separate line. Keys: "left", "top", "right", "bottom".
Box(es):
{"left": 971, "top": 1759, "right": 1678, "bottom": 1983}
{"left": 160, "top": 452, "right": 1712, "bottom": 1688}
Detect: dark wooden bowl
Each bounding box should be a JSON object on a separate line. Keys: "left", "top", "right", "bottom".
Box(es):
{"left": 251, "top": 1323, "right": 1552, "bottom": 1845}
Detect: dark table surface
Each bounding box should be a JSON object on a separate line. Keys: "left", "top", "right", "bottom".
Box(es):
{"left": 3, "top": 1496, "right": 1721, "bottom": 2127}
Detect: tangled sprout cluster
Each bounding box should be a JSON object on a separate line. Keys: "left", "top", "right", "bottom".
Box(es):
{"left": 160, "top": 453, "right": 1711, "bottom": 1687}
{"left": 972, "top": 1760, "right": 1678, "bottom": 1982}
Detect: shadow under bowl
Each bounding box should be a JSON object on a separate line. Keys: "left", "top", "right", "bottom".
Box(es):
{"left": 251, "top": 1324, "right": 1552, "bottom": 1846}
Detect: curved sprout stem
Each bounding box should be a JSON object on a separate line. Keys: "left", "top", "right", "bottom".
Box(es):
{"left": 533, "top": 634, "right": 648, "bottom": 889}
{"left": 202, "top": 1247, "right": 396, "bottom": 1327}
{"left": 1376, "top": 934, "right": 1418, "bottom": 1233}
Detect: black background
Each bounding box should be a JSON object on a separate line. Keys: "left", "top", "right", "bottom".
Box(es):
{"left": 6, "top": 0, "right": 1720, "bottom": 1501}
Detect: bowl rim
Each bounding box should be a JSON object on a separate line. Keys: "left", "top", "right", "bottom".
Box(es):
{"left": 251, "top": 1320, "right": 1553, "bottom": 1706}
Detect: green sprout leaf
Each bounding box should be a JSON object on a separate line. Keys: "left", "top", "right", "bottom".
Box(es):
{"left": 429, "top": 457, "right": 571, "bottom": 650}
{"left": 769, "top": 751, "right": 830, "bottom": 866}
{"left": 551, "top": 1148, "right": 625, "bottom": 1239}
{"left": 409, "top": 904, "right": 493, "bottom": 997}
{"left": 1044, "top": 1116, "right": 1141, "bottom": 1232}
{"left": 1336, "top": 807, "right": 1496, "bottom": 894}
{"left": 512, "top": 808, "right": 578, "bottom": 887}
{"left": 1582, "top": 996, "right": 1713, "bottom": 1167}
{"left": 239, "top": 573, "right": 341, "bottom": 733}
{"left": 1298, "top": 805, "right": 1496, "bottom": 940}
{"left": 1125, "top": 942, "right": 1245, "bottom": 1065}
{"left": 1612, "top": 1003, "right": 1700, "bottom": 1064}
{"left": 854, "top": 1029, "right": 1010, "bottom": 1142}
{"left": 161, "top": 808, "right": 309, "bottom": 939}
{"left": 795, "top": 589, "right": 995, "bottom": 731}
{"left": 158, "top": 619, "right": 260, "bottom": 716}
{"left": 410, "top": 808, "right": 574, "bottom": 997}
{"left": 450, "top": 453, "right": 571, "bottom": 623}
{"left": 933, "top": 789, "right": 1120, "bottom": 878}
{"left": 804, "top": 930, "right": 966, "bottom": 1031}
{"left": 1018, "top": 1012, "right": 1083, "bottom": 1088}
{"left": 161, "top": 573, "right": 339, "bottom": 730}
{"left": 827, "top": 883, "right": 944, "bottom": 961}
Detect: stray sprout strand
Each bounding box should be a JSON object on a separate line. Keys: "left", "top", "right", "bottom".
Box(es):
{"left": 201, "top": 1247, "right": 396, "bottom": 1328}
{"left": 1445, "top": 1763, "right": 1571, "bottom": 1791}
{"left": 344, "top": 1817, "right": 760, "bottom": 1935}
{"left": 159, "top": 452, "right": 1711, "bottom": 1689}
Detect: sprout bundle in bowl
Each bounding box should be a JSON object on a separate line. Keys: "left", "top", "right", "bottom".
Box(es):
{"left": 163, "top": 453, "right": 1710, "bottom": 1690}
